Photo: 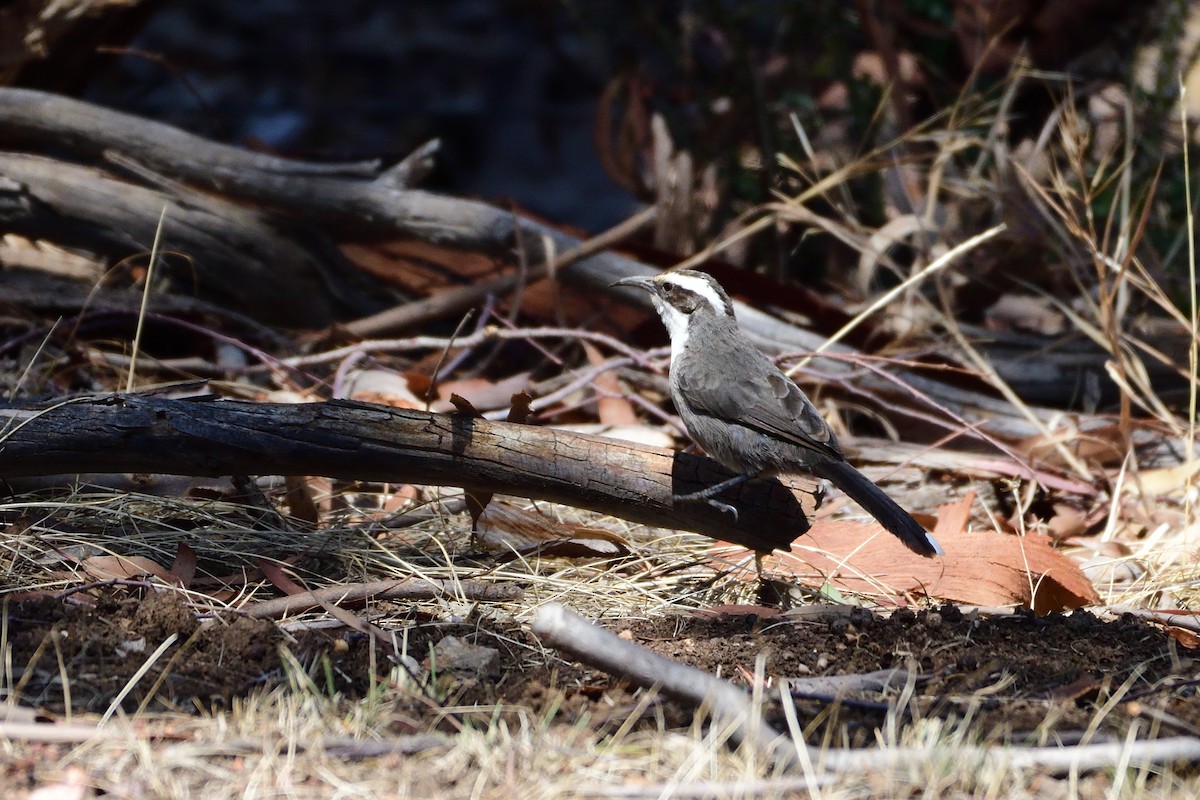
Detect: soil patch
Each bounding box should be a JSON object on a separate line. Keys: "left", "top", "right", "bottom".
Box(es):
{"left": 8, "top": 594, "right": 280, "bottom": 712}
{"left": 624, "top": 606, "right": 1198, "bottom": 744}
{"left": 6, "top": 594, "right": 1194, "bottom": 746}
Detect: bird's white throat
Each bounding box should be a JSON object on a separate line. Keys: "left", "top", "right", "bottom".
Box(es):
{"left": 650, "top": 294, "right": 690, "bottom": 365}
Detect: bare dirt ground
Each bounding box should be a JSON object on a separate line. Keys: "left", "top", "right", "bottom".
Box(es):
{"left": 4, "top": 586, "right": 1196, "bottom": 795}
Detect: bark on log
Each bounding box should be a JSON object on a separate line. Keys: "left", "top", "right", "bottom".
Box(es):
{"left": 0, "top": 153, "right": 379, "bottom": 326}
{"left": 0, "top": 269, "right": 288, "bottom": 348}
{"left": 0, "top": 396, "right": 818, "bottom": 553}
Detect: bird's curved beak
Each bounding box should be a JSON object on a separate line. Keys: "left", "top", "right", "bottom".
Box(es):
{"left": 611, "top": 275, "right": 656, "bottom": 293}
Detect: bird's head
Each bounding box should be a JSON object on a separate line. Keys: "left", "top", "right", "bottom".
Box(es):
{"left": 612, "top": 271, "right": 735, "bottom": 351}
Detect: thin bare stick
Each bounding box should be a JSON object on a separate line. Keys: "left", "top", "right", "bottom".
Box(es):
{"left": 0, "top": 721, "right": 123, "bottom": 744}
{"left": 280, "top": 326, "right": 645, "bottom": 369}
{"left": 532, "top": 602, "right": 797, "bottom": 769}
{"left": 814, "top": 735, "right": 1200, "bottom": 776}
{"left": 423, "top": 309, "right": 475, "bottom": 410}
{"left": 126, "top": 205, "right": 169, "bottom": 393}
{"left": 1105, "top": 606, "right": 1200, "bottom": 634}
{"left": 243, "top": 578, "right": 523, "bottom": 619}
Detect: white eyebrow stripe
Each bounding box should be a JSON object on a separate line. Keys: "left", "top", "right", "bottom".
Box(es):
{"left": 661, "top": 273, "right": 728, "bottom": 314}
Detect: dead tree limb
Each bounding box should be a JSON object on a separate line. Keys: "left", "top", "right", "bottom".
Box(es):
{"left": 0, "top": 153, "right": 380, "bottom": 326}
{"left": 0, "top": 396, "right": 817, "bottom": 553}
{"left": 0, "top": 88, "right": 383, "bottom": 181}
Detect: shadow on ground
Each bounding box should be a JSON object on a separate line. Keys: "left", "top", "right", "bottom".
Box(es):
{"left": 6, "top": 594, "right": 1196, "bottom": 747}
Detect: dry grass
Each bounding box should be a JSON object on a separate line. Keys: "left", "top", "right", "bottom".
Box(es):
{"left": 5, "top": 485, "right": 1199, "bottom": 798}
{"left": 14, "top": 688, "right": 1198, "bottom": 798}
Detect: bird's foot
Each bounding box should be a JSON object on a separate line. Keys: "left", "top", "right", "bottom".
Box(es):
{"left": 670, "top": 492, "right": 740, "bottom": 520}
{"left": 705, "top": 498, "right": 739, "bottom": 520}
{"left": 672, "top": 472, "right": 756, "bottom": 521}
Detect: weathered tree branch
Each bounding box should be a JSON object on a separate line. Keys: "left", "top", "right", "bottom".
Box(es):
{"left": 0, "top": 396, "right": 818, "bottom": 553}
{"left": 0, "top": 153, "right": 380, "bottom": 326}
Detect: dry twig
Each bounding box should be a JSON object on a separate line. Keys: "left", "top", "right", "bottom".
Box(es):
{"left": 532, "top": 602, "right": 798, "bottom": 769}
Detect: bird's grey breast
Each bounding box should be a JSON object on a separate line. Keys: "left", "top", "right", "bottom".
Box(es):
{"left": 668, "top": 312, "right": 843, "bottom": 473}
{"left": 668, "top": 314, "right": 777, "bottom": 473}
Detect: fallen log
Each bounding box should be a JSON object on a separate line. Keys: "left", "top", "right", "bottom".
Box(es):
{"left": 0, "top": 152, "right": 380, "bottom": 326}
{"left": 0, "top": 395, "right": 819, "bottom": 553}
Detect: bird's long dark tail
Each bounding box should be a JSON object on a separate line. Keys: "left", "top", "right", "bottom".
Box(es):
{"left": 813, "top": 460, "right": 943, "bottom": 557}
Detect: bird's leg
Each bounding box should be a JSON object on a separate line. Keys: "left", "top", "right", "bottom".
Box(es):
{"left": 673, "top": 472, "right": 756, "bottom": 520}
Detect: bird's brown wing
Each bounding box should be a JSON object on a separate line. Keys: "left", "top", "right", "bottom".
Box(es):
{"left": 675, "top": 346, "right": 842, "bottom": 461}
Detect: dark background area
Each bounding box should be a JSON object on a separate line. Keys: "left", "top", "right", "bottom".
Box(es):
{"left": 81, "top": 0, "right": 640, "bottom": 230}
{"left": 7, "top": 0, "right": 1175, "bottom": 283}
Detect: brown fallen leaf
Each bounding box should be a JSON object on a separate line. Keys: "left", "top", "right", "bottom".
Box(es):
{"left": 1134, "top": 460, "right": 1200, "bottom": 497}
{"left": 1043, "top": 501, "right": 1090, "bottom": 540}
{"left": 715, "top": 501, "right": 1099, "bottom": 613}
{"left": 583, "top": 341, "right": 637, "bottom": 426}
{"left": 168, "top": 542, "right": 197, "bottom": 589}
{"left": 283, "top": 475, "right": 322, "bottom": 526}
{"left": 476, "top": 502, "right": 630, "bottom": 558}
{"left": 258, "top": 558, "right": 307, "bottom": 597}
{"left": 79, "top": 555, "right": 175, "bottom": 584}
{"left": 1166, "top": 626, "right": 1200, "bottom": 649}
{"left": 932, "top": 490, "right": 974, "bottom": 541}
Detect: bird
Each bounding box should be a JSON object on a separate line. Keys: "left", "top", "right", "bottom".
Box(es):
{"left": 612, "top": 269, "right": 943, "bottom": 557}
